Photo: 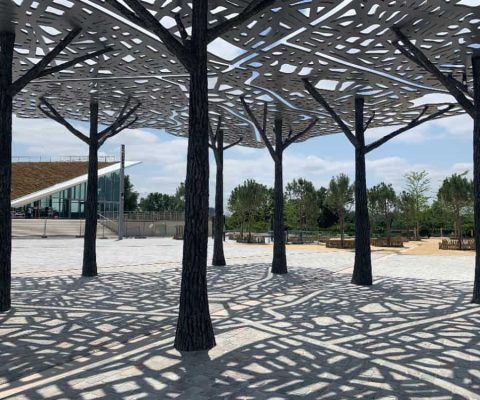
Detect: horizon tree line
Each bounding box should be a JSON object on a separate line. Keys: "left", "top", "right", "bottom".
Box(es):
{"left": 222, "top": 170, "right": 474, "bottom": 243}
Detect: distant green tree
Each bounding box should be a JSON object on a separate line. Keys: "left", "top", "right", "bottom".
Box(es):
{"left": 404, "top": 171, "right": 431, "bottom": 240}
{"left": 139, "top": 193, "right": 178, "bottom": 212}
{"left": 228, "top": 180, "right": 270, "bottom": 238}
{"left": 317, "top": 186, "right": 338, "bottom": 228}
{"left": 285, "top": 178, "right": 320, "bottom": 231}
{"left": 368, "top": 182, "right": 397, "bottom": 242}
{"left": 326, "top": 174, "right": 354, "bottom": 245}
{"left": 254, "top": 187, "right": 274, "bottom": 232}
{"left": 138, "top": 182, "right": 186, "bottom": 212}
{"left": 437, "top": 172, "right": 473, "bottom": 248}
{"left": 398, "top": 191, "right": 416, "bottom": 236}
{"left": 124, "top": 175, "right": 138, "bottom": 212}
{"left": 423, "top": 199, "right": 454, "bottom": 237}
{"left": 174, "top": 182, "right": 185, "bottom": 211}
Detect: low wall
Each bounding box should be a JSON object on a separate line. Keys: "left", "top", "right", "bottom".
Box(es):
{"left": 326, "top": 238, "right": 355, "bottom": 249}
{"left": 104, "top": 219, "right": 212, "bottom": 238}
{"left": 371, "top": 237, "right": 405, "bottom": 248}
{"left": 439, "top": 239, "right": 475, "bottom": 251}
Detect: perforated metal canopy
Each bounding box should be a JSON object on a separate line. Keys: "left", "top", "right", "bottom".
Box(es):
{"left": 260, "top": 1, "right": 480, "bottom": 94}
{"left": 5, "top": 0, "right": 478, "bottom": 148}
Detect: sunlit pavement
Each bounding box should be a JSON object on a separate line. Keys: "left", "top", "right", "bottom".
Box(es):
{"left": 1, "top": 238, "right": 478, "bottom": 399}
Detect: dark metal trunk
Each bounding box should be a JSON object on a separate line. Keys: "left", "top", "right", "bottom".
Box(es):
{"left": 272, "top": 118, "right": 287, "bottom": 274}
{"left": 212, "top": 130, "right": 226, "bottom": 266}
{"left": 82, "top": 101, "right": 99, "bottom": 277}
{"left": 174, "top": 0, "right": 215, "bottom": 351}
{"left": 351, "top": 97, "right": 372, "bottom": 286}
{"left": 472, "top": 54, "right": 480, "bottom": 303}
{"left": 456, "top": 213, "right": 463, "bottom": 250}
{"left": 385, "top": 212, "right": 392, "bottom": 245}
{"left": 0, "top": 31, "right": 14, "bottom": 312}
{"left": 340, "top": 211, "right": 345, "bottom": 247}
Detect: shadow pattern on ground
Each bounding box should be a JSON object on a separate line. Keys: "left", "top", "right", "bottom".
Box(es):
{"left": 0, "top": 264, "right": 479, "bottom": 399}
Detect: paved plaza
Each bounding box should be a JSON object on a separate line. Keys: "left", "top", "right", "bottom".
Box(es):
{"left": 0, "top": 238, "right": 479, "bottom": 399}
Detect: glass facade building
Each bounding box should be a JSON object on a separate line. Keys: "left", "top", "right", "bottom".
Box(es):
{"left": 19, "top": 171, "right": 120, "bottom": 219}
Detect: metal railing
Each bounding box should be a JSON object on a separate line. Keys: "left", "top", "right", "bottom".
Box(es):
{"left": 98, "top": 213, "right": 117, "bottom": 239}
{"left": 225, "top": 230, "right": 338, "bottom": 244}
{"left": 101, "top": 211, "right": 189, "bottom": 238}
{"left": 103, "top": 211, "right": 185, "bottom": 222}
{"left": 12, "top": 218, "right": 86, "bottom": 238}
{"left": 11, "top": 216, "right": 119, "bottom": 238}
{"left": 12, "top": 155, "right": 117, "bottom": 163}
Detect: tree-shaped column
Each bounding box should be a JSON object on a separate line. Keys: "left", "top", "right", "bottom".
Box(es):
{"left": 391, "top": 28, "right": 480, "bottom": 303}
{"left": 208, "top": 115, "right": 242, "bottom": 267}
{"left": 107, "top": 0, "right": 278, "bottom": 351}
{"left": 39, "top": 96, "right": 139, "bottom": 277}
{"left": 0, "top": 28, "right": 112, "bottom": 312}
{"left": 241, "top": 99, "right": 318, "bottom": 274}
{"left": 303, "top": 80, "right": 453, "bottom": 285}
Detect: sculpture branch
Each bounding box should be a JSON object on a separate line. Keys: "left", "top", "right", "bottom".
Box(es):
{"left": 106, "top": 0, "right": 192, "bottom": 69}
{"left": 98, "top": 101, "right": 141, "bottom": 142}
{"left": 175, "top": 13, "right": 190, "bottom": 45}
{"left": 391, "top": 27, "right": 474, "bottom": 117}
{"left": 208, "top": 122, "right": 217, "bottom": 148}
{"left": 413, "top": 106, "right": 428, "bottom": 123}
{"left": 364, "top": 112, "right": 375, "bottom": 131}
{"left": 208, "top": 123, "right": 220, "bottom": 163}
{"left": 392, "top": 35, "right": 471, "bottom": 97}
{"left": 262, "top": 102, "right": 268, "bottom": 135}
{"left": 38, "top": 98, "right": 90, "bottom": 145}
{"left": 365, "top": 105, "right": 455, "bottom": 154}
{"left": 284, "top": 118, "right": 319, "bottom": 149}
{"left": 99, "top": 115, "right": 138, "bottom": 146}
{"left": 240, "top": 97, "right": 277, "bottom": 161}
{"left": 302, "top": 78, "right": 358, "bottom": 147}
{"left": 11, "top": 27, "right": 82, "bottom": 94}
{"left": 37, "top": 47, "right": 114, "bottom": 81}
{"left": 287, "top": 127, "right": 293, "bottom": 139}
{"left": 448, "top": 71, "right": 472, "bottom": 97}
{"left": 207, "top": 0, "right": 277, "bottom": 43}
{"left": 392, "top": 38, "right": 469, "bottom": 96}
{"left": 224, "top": 137, "right": 243, "bottom": 151}
{"left": 116, "top": 96, "right": 132, "bottom": 121}
{"left": 215, "top": 114, "right": 223, "bottom": 138}
{"left": 103, "top": 0, "right": 145, "bottom": 26}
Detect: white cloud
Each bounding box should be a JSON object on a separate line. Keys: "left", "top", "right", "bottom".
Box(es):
{"left": 12, "top": 114, "right": 474, "bottom": 206}
{"left": 365, "top": 114, "right": 473, "bottom": 145}
{"left": 13, "top": 115, "right": 87, "bottom": 156}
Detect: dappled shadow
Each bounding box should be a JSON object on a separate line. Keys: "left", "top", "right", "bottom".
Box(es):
{"left": 1, "top": 263, "right": 479, "bottom": 399}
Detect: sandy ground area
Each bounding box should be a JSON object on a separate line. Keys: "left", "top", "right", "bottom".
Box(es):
{"left": 247, "top": 238, "right": 476, "bottom": 257}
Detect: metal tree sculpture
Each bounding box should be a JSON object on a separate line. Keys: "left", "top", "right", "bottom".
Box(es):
{"left": 277, "top": 0, "right": 478, "bottom": 301}
{"left": 390, "top": 29, "right": 480, "bottom": 304}
{"left": 105, "top": 0, "right": 279, "bottom": 352}
{"left": 0, "top": 27, "right": 112, "bottom": 312}
{"left": 39, "top": 96, "right": 140, "bottom": 277}
{"left": 303, "top": 80, "right": 454, "bottom": 285}
{"left": 241, "top": 99, "right": 318, "bottom": 274}
{"left": 208, "top": 115, "right": 243, "bottom": 267}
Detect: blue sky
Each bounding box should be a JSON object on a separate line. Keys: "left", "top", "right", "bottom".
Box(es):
{"left": 9, "top": 0, "right": 476, "bottom": 206}
{"left": 12, "top": 113, "right": 472, "bottom": 205}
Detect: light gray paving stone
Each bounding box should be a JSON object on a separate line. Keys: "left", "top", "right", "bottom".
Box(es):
{"left": 0, "top": 238, "right": 478, "bottom": 399}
